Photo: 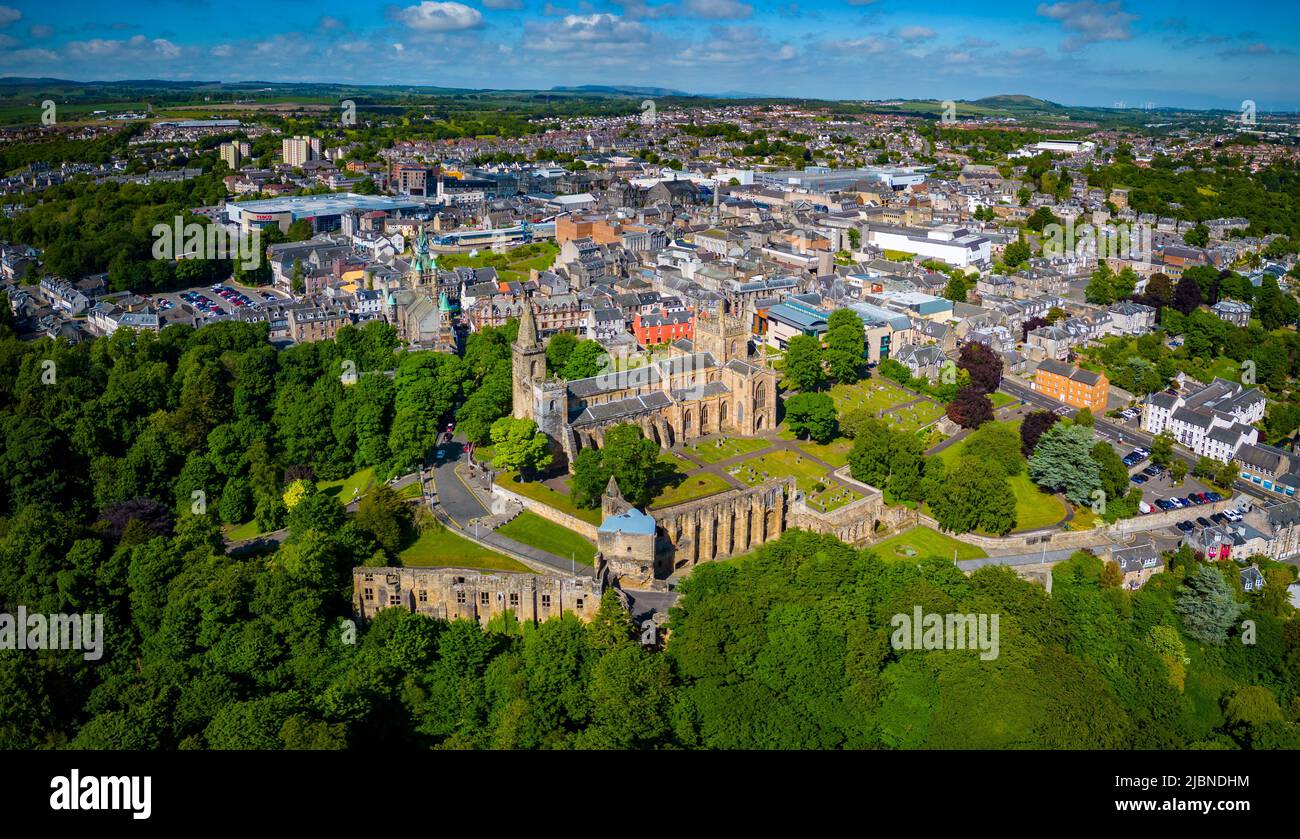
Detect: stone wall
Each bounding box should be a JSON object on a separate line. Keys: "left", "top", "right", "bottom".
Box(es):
{"left": 491, "top": 481, "right": 600, "bottom": 540}
{"left": 353, "top": 566, "right": 602, "bottom": 624}
{"left": 789, "top": 472, "right": 915, "bottom": 545}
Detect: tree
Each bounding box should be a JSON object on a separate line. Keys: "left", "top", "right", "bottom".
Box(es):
{"left": 967, "top": 422, "right": 1023, "bottom": 476}
{"left": 1183, "top": 224, "right": 1209, "bottom": 248}
{"left": 1028, "top": 422, "right": 1101, "bottom": 505}
{"left": 1175, "top": 565, "right": 1247, "bottom": 645}
{"left": 1150, "top": 431, "right": 1175, "bottom": 468}
{"left": 569, "top": 449, "right": 608, "bottom": 509}
{"left": 946, "top": 386, "right": 993, "bottom": 429}
{"left": 597, "top": 424, "right": 660, "bottom": 509}
{"left": 1003, "top": 240, "right": 1031, "bottom": 268}
{"left": 929, "top": 455, "right": 1016, "bottom": 535}
{"left": 784, "top": 392, "right": 838, "bottom": 444}
{"left": 943, "top": 275, "right": 969, "bottom": 303}
{"left": 1085, "top": 262, "right": 1115, "bottom": 305}
{"left": 956, "top": 341, "right": 1002, "bottom": 394}
{"left": 847, "top": 419, "right": 896, "bottom": 488}
{"left": 1019, "top": 410, "right": 1060, "bottom": 457}
{"left": 1214, "top": 459, "right": 1239, "bottom": 490}
{"left": 1091, "top": 441, "right": 1130, "bottom": 508}
{"left": 1100, "top": 560, "right": 1123, "bottom": 589}
{"left": 784, "top": 334, "right": 825, "bottom": 392}
{"left": 355, "top": 483, "right": 412, "bottom": 556}
{"left": 561, "top": 340, "right": 605, "bottom": 380}
{"left": 1169, "top": 458, "right": 1188, "bottom": 485}
{"left": 489, "top": 417, "right": 554, "bottom": 479}
{"left": 1173, "top": 275, "right": 1202, "bottom": 315}
{"left": 546, "top": 331, "right": 579, "bottom": 374}
{"left": 1144, "top": 273, "right": 1174, "bottom": 309}
{"left": 1073, "top": 407, "right": 1094, "bottom": 427}
{"left": 823, "top": 309, "right": 864, "bottom": 385}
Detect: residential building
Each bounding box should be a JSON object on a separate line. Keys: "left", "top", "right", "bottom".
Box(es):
{"left": 1034, "top": 359, "right": 1109, "bottom": 412}
{"left": 1142, "top": 378, "right": 1265, "bottom": 462}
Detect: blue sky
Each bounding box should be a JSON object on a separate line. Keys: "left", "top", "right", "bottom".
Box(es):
{"left": 0, "top": 0, "right": 1296, "bottom": 108}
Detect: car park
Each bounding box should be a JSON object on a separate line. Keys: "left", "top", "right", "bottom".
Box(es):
{"left": 1176, "top": 521, "right": 1195, "bottom": 533}
{"left": 1196, "top": 517, "right": 1212, "bottom": 528}
{"left": 1156, "top": 499, "right": 1174, "bottom": 511}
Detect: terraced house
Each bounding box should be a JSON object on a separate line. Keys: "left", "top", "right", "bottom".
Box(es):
{"left": 1141, "top": 378, "right": 1265, "bottom": 463}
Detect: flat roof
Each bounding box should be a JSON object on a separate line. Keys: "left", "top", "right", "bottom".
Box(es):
{"left": 226, "top": 193, "right": 427, "bottom": 218}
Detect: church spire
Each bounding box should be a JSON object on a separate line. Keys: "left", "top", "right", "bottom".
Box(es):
{"left": 517, "top": 297, "right": 539, "bottom": 347}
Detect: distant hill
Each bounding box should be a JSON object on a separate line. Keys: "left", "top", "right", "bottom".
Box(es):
{"left": 550, "top": 85, "right": 690, "bottom": 97}
{"left": 972, "top": 94, "right": 1069, "bottom": 112}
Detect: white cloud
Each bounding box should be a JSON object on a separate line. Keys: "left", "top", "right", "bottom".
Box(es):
{"left": 66, "top": 35, "right": 180, "bottom": 60}
{"left": 682, "top": 0, "right": 752, "bottom": 19}
{"left": 482, "top": 0, "right": 525, "bottom": 8}
{"left": 525, "top": 13, "right": 653, "bottom": 53}
{"left": 0, "top": 6, "right": 20, "bottom": 27}
{"left": 211, "top": 44, "right": 233, "bottom": 57}
{"left": 392, "top": 2, "right": 484, "bottom": 32}
{"left": 1037, "top": 1, "right": 1137, "bottom": 51}
{"left": 895, "top": 25, "right": 936, "bottom": 41}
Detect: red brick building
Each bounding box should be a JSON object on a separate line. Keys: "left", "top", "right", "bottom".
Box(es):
{"left": 633, "top": 309, "right": 694, "bottom": 346}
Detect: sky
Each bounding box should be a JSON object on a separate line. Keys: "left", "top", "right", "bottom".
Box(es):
{"left": 0, "top": 0, "right": 1297, "bottom": 109}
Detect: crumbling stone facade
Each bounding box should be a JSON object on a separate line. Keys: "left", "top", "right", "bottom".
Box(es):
{"left": 353, "top": 566, "right": 602, "bottom": 625}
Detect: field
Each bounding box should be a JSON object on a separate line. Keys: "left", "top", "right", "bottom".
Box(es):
{"left": 830, "top": 378, "right": 926, "bottom": 416}
{"left": 932, "top": 420, "right": 1068, "bottom": 532}
{"left": 794, "top": 437, "right": 853, "bottom": 468}
{"left": 495, "top": 471, "right": 602, "bottom": 525}
{"left": 496, "top": 511, "right": 596, "bottom": 565}
{"left": 318, "top": 467, "right": 376, "bottom": 503}
{"left": 880, "top": 399, "right": 946, "bottom": 432}
{"left": 727, "top": 448, "right": 863, "bottom": 511}
{"left": 399, "top": 526, "right": 530, "bottom": 572}
{"left": 685, "top": 436, "right": 771, "bottom": 464}
{"left": 990, "top": 391, "right": 1017, "bottom": 409}
{"left": 224, "top": 519, "right": 266, "bottom": 541}
{"left": 433, "top": 242, "right": 559, "bottom": 283}
{"left": 650, "top": 471, "right": 733, "bottom": 509}
{"left": 868, "top": 526, "right": 988, "bottom": 562}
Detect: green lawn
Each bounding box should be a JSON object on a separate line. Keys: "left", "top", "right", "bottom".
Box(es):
{"left": 224, "top": 519, "right": 266, "bottom": 541}
{"left": 494, "top": 471, "right": 602, "bottom": 525}
{"left": 318, "top": 467, "right": 376, "bottom": 504}
{"left": 990, "top": 391, "right": 1017, "bottom": 409}
{"left": 399, "top": 526, "right": 531, "bottom": 572}
{"left": 880, "top": 399, "right": 946, "bottom": 432}
{"left": 395, "top": 482, "right": 422, "bottom": 500}
{"left": 650, "top": 471, "right": 733, "bottom": 509}
{"left": 728, "top": 448, "right": 831, "bottom": 493}
{"left": 685, "top": 436, "right": 772, "bottom": 464}
{"left": 932, "top": 420, "right": 1068, "bottom": 532}
{"left": 828, "top": 378, "right": 919, "bottom": 415}
{"left": 794, "top": 436, "right": 853, "bottom": 468}
{"left": 868, "top": 526, "right": 988, "bottom": 562}
{"left": 496, "top": 511, "right": 597, "bottom": 565}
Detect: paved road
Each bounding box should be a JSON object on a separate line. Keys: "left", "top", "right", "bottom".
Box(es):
{"left": 430, "top": 438, "right": 595, "bottom": 577}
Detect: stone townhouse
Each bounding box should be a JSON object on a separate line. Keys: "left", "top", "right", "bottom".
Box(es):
{"left": 1141, "top": 378, "right": 1265, "bottom": 462}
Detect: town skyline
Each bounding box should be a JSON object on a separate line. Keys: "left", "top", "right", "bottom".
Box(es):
{"left": 0, "top": 0, "right": 1297, "bottom": 110}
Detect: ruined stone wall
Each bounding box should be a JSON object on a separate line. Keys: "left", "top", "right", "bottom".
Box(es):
{"left": 491, "top": 481, "right": 600, "bottom": 540}
{"left": 654, "top": 478, "right": 792, "bottom": 572}
{"left": 353, "top": 566, "right": 601, "bottom": 625}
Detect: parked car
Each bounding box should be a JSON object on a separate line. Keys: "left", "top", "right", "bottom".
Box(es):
{"left": 1131, "top": 474, "right": 1148, "bottom": 484}
{"left": 1156, "top": 499, "right": 1174, "bottom": 511}
{"left": 1196, "top": 517, "right": 1212, "bottom": 528}
{"left": 1176, "top": 521, "right": 1195, "bottom": 533}
{"left": 1206, "top": 491, "right": 1222, "bottom": 502}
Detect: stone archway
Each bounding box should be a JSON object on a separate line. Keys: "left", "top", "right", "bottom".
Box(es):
{"left": 755, "top": 412, "right": 766, "bottom": 431}
{"left": 764, "top": 508, "right": 778, "bottom": 541}
{"left": 700, "top": 404, "right": 710, "bottom": 431}
{"left": 720, "top": 400, "right": 729, "bottom": 426}
{"left": 683, "top": 408, "right": 693, "bottom": 438}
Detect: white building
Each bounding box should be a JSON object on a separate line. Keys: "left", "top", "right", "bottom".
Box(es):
{"left": 1142, "top": 378, "right": 1266, "bottom": 462}
{"left": 865, "top": 223, "right": 991, "bottom": 267}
